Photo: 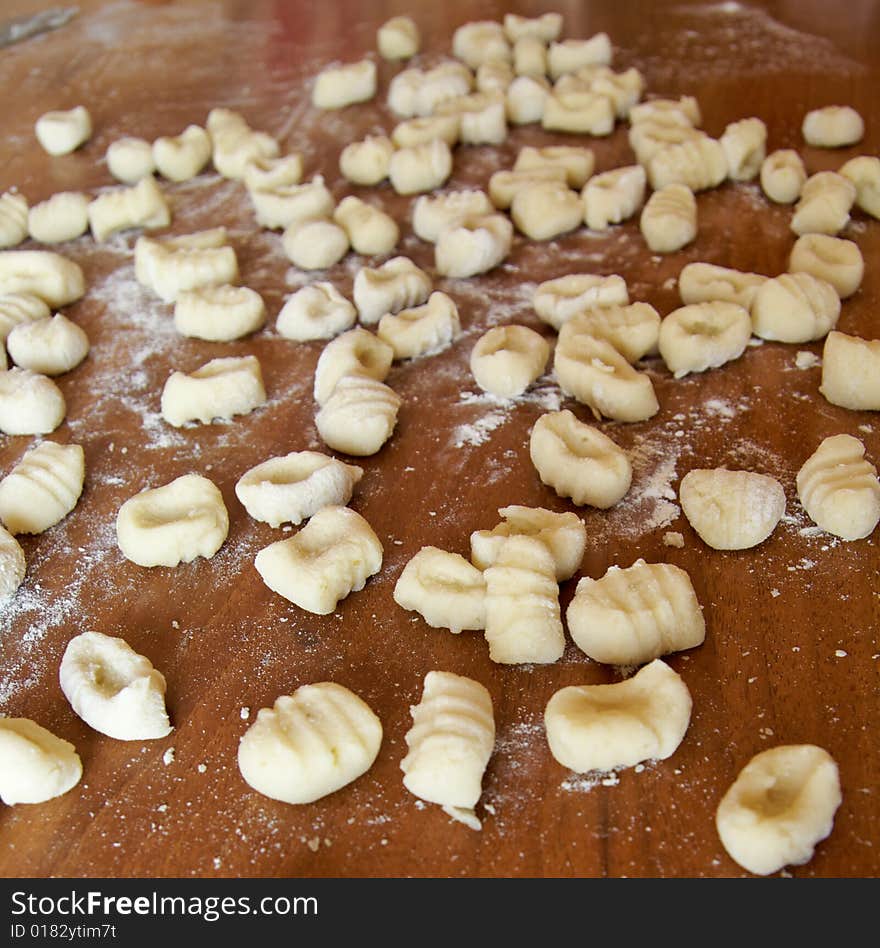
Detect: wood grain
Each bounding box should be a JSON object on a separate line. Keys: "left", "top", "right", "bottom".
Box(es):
{"left": 0, "top": 0, "right": 878, "bottom": 878}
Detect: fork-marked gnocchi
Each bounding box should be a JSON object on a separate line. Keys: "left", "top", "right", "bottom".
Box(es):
{"left": 0, "top": 525, "right": 26, "bottom": 601}
{"left": 0, "top": 441, "right": 84, "bottom": 535}
{"left": 7, "top": 312, "right": 89, "bottom": 376}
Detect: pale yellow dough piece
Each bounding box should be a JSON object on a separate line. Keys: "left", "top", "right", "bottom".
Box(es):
{"left": 640, "top": 184, "right": 697, "bottom": 253}
{"left": 513, "top": 36, "right": 547, "bottom": 79}
{"left": 153, "top": 124, "right": 211, "bottom": 182}
{"left": 541, "top": 90, "right": 615, "bottom": 136}
{"left": 452, "top": 21, "right": 511, "bottom": 70}
{"left": 0, "top": 192, "right": 28, "bottom": 249}
{"left": 470, "top": 505, "right": 586, "bottom": 581}
{"left": 488, "top": 166, "right": 567, "bottom": 210}
{"left": 0, "top": 524, "right": 26, "bottom": 601}
{"left": 242, "top": 153, "right": 304, "bottom": 192}
{"left": 435, "top": 214, "right": 512, "bottom": 278}
{"left": 238, "top": 683, "right": 382, "bottom": 804}
{"left": 791, "top": 171, "right": 855, "bottom": 236}
{"left": 378, "top": 292, "right": 460, "bottom": 360}
{"left": 312, "top": 59, "right": 377, "bottom": 109}
{"left": 720, "top": 117, "right": 766, "bottom": 181}
{"left": 0, "top": 250, "right": 85, "bottom": 307}
{"left": 377, "top": 16, "right": 420, "bottom": 60}
{"left": 533, "top": 273, "right": 629, "bottom": 330}
{"left": 254, "top": 505, "right": 383, "bottom": 614}
{"left": 760, "top": 149, "right": 807, "bottom": 204}
{"left": 0, "top": 292, "right": 50, "bottom": 340}
{"left": 88, "top": 177, "right": 171, "bottom": 242}
{"left": 282, "top": 219, "right": 349, "bottom": 271}
{"left": 435, "top": 93, "right": 507, "bottom": 146}
{"left": 476, "top": 60, "right": 514, "bottom": 95}
{"left": 334, "top": 196, "right": 399, "bottom": 257}
{"left": 315, "top": 375, "right": 401, "bottom": 456}
{"left": 0, "top": 441, "right": 84, "bottom": 535}
{"left": 35, "top": 106, "right": 91, "bottom": 156}
{"left": 559, "top": 303, "right": 660, "bottom": 363}
{"left": 387, "top": 62, "right": 472, "bottom": 119}
{"left": 511, "top": 180, "right": 582, "bottom": 240}
{"left": 679, "top": 468, "right": 786, "bottom": 550}
{"left": 116, "top": 473, "right": 229, "bottom": 568}
{"left": 802, "top": 106, "right": 864, "bottom": 147}
{"left": 106, "top": 137, "right": 155, "bottom": 183}
{"left": 750, "top": 272, "right": 840, "bottom": 343}
{"left": 312, "top": 327, "right": 393, "bottom": 406}
{"left": 0, "top": 718, "right": 82, "bottom": 805}
{"left": 401, "top": 671, "right": 495, "bottom": 830}
{"left": 276, "top": 282, "right": 356, "bottom": 342}
{"left": 412, "top": 190, "right": 493, "bottom": 243}
{"left": 629, "top": 120, "right": 702, "bottom": 166}
{"left": 339, "top": 135, "right": 394, "bottom": 186}
{"left": 788, "top": 233, "right": 863, "bottom": 299}
{"left": 28, "top": 192, "right": 90, "bottom": 244}
{"left": 134, "top": 228, "right": 238, "bottom": 303}
{"left": 470, "top": 325, "right": 549, "bottom": 399}
{"left": 7, "top": 312, "right": 89, "bottom": 375}
{"left": 504, "top": 12, "right": 563, "bottom": 43}
{"left": 529, "top": 409, "right": 631, "bottom": 509}
{"left": 820, "top": 331, "right": 880, "bottom": 410}
{"left": 353, "top": 256, "right": 431, "bottom": 325}
{"left": 566, "top": 559, "right": 705, "bottom": 665}
{"left": 393, "top": 547, "right": 486, "bottom": 632}
{"left": 716, "top": 745, "right": 841, "bottom": 876}
{"left": 250, "top": 175, "right": 334, "bottom": 230}
{"left": 544, "top": 660, "right": 692, "bottom": 773}
{"left": 648, "top": 135, "right": 727, "bottom": 192}
{"left": 582, "top": 165, "right": 646, "bottom": 230}
{"left": 161, "top": 355, "right": 266, "bottom": 426}
{"left": 389, "top": 139, "right": 453, "bottom": 195}
{"left": 207, "top": 108, "right": 280, "bottom": 181}
{"left": 678, "top": 262, "right": 767, "bottom": 309}
{"left": 506, "top": 75, "right": 551, "bottom": 125}
{"left": 174, "top": 285, "right": 265, "bottom": 342}
{"left": 629, "top": 96, "right": 701, "bottom": 128}
{"left": 797, "top": 434, "right": 880, "bottom": 541}
{"left": 514, "top": 145, "right": 595, "bottom": 188}
{"left": 392, "top": 115, "right": 460, "bottom": 149}
{"left": 0, "top": 368, "right": 65, "bottom": 435}
{"left": 839, "top": 155, "right": 880, "bottom": 218}
{"left": 547, "top": 34, "right": 612, "bottom": 79}
{"left": 659, "top": 302, "right": 752, "bottom": 378}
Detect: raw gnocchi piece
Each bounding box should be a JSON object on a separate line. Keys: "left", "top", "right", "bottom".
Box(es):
{"left": 250, "top": 175, "right": 334, "bottom": 230}
{"left": 0, "top": 368, "right": 65, "bottom": 435}
{"left": 0, "top": 292, "right": 50, "bottom": 340}
{"left": 629, "top": 95, "right": 701, "bottom": 128}
{"left": 313, "top": 59, "right": 377, "bottom": 109}
{"left": 27, "top": 192, "right": 90, "bottom": 244}
{"left": 760, "top": 149, "right": 807, "bottom": 204}
{"left": 243, "top": 153, "right": 304, "bottom": 192}
{"left": 377, "top": 292, "right": 460, "bottom": 360}
{"left": 802, "top": 106, "right": 863, "bottom": 147}
{"left": 506, "top": 75, "right": 551, "bottom": 125}
{"left": 282, "top": 218, "right": 349, "bottom": 271}
{"left": 0, "top": 442, "right": 84, "bottom": 535}
{"left": 629, "top": 119, "right": 702, "bottom": 166}
{"left": 648, "top": 135, "right": 727, "bottom": 191}
{"left": 839, "top": 155, "right": 880, "bottom": 218}
{"left": 106, "top": 136, "right": 155, "bottom": 183}
{"left": 207, "top": 108, "right": 279, "bottom": 181}
{"left": 7, "top": 312, "right": 89, "bottom": 375}
{"left": 679, "top": 468, "right": 786, "bottom": 550}
{"left": 797, "top": 434, "right": 880, "bottom": 541}
{"left": 470, "top": 325, "right": 549, "bottom": 399}
{"left": 0, "top": 192, "right": 28, "bottom": 249}
{"left": 640, "top": 184, "right": 697, "bottom": 253}
{"left": 515, "top": 145, "right": 595, "bottom": 189}
{"left": 161, "top": 355, "right": 266, "bottom": 427}
{"left": 452, "top": 20, "right": 511, "bottom": 70}
{"left": 542, "top": 90, "right": 615, "bottom": 135}
{"left": 412, "top": 189, "right": 493, "bottom": 242}
{"left": 389, "top": 139, "right": 453, "bottom": 195}
{"left": 554, "top": 333, "right": 659, "bottom": 422}
{"left": 59, "top": 632, "right": 172, "bottom": 741}
{"left": 678, "top": 262, "right": 767, "bottom": 309}
{"left": 387, "top": 62, "right": 473, "bottom": 118}
{"left": 788, "top": 233, "right": 863, "bottom": 299}
{"left": 0, "top": 719, "right": 82, "bottom": 805}
{"left": 315, "top": 375, "right": 401, "bottom": 456}
{"left": 435, "top": 213, "right": 512, "bottom": 278}
{"left": 820, "top": 331, "right": 880, "bottom": 411}
{"left": 470, "top": 505, "right": 586, "bottom": 581}
{"left": 511, "top": 180, "right": 582, "bottom": 240}
{"left": 116, "top": 473, "right": 229, "bottom": 568}
{"left": 476, "top": 60, "right": 515, "bottom": 94}
{"left": 529, "top": 409, "right": 631, "bottom": 508}
{"left": 0, "top": 250, "right": 85, "bottom": 307}
{"left": 391, "top": 115, "right": 460, "bottom": 149}
{"left": 716, "top": 745, "right": 842, "bottom": 876}
{"left": 153, "top": 124, "right": 211, "bottom": 182}
{"left": 488, "top": 166, "right": 567, "bottom": 210}
{"left": 313, "top": 327, "right": 393, "bottom": 406}
{"left": 393, "top": 547, "right": 486, "bottom": 632}
{"left": 254, "top": 505, "right": 383, "bottom": 614}
{"left": 353, "top": 256, "right": 431, "bottom": 325}
{"left": 533, "top": 273, "right": 629, "bottom": 330}
{"left": 88, "top": 177, "right": 171, "bottom": 242}
{"left": 0, "top": 525, "right": 26, "bottom": 600}
{"left": 378, "top": 15, "right": 420, "bottom": 60}
{"left": 483, "top": 536, "right": 565, "bottom": 665}
{"left": 339, "top": 135, "right": 395, "bottom": 185}
{"left": 173, "top": 285, "right": 266, "bottom": 342}
{"left": 504, "top": 12, "right": 562, "bottom": 42}
{"left": 34, "top": 106, "right": 91, "bottom": 156}
{"left": 559, "top": 302, "right": 661, "bottom": 363}
{"left": 544, "top": 660, "right": 692, "bottom": 773}
{"left": 135, "top": 232, "right": 238, "bottom": 303}
{"left": 333, "top": 196, "right": 399, "bottom": 257}
{"left": 791, "top": 171, "right": 855, "bottom": 236}
{"left": 513, "top": 36, "right": 547, "bottom": 79}
{"left": 436, "top": 92, "right": 507, "bottom": 145}
{"left": 658, "top": 302, "right": 752, "bottom": 378}
{"left": 583, "top": 66, "right": 644, "bottom": 119}
{"left": 276, "top": 283, "right": 356, "bottom": 342}
{"left": 750, "top": 272, "right": 840, "bottom": 343}
{"left": 566, "top": 559, "right": 705, "bottom": 665}
{"left": 582, "top": 165, "right": 646, "bottom": 230}
{"left": 238, "top": 683, "right": 382, "bottom": 805}
{"left": 401, "top": 671, "right": 495, "bottom": 830}
{"left": 720, "top": 117, "right": 766, "bottom": 181}
{"left": 547, "top": 34, "right": 612, "bottom": 79}
{"left": 235, "top": 451, "right": 363, "bottom": 528}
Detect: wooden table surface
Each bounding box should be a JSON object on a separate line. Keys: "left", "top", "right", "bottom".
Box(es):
{"left": 0, "top": 0, "right": 878, "bottom": 878}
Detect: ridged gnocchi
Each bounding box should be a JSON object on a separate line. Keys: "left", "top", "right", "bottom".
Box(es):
{"left": 207, "top": 108, "right": 279, "bottom": 181}
{"left": 135, "top": 228, "right": 238, "bottom": 303}
{"left": 153, "top": 124, "right": 211, "bottom": 182}
{"left": 820, "top": 331, "right": 880, "bottom": 411}
{"left": 720, "top": 117, "right": 766, "bottom": 181}
{"left": 88, "top": 177, "right": 171, "bottom": 242}
{"left": 412, "top": 189, "right": 493, "bottom": 243}
{"left": 314, "top": 375, "right": 401, "bottom": 456}
{"left": 547, "top": 34, "right": 612, "bottom": 79}
{"left": 377, "top": 292, "right": 460, "bottom": 360}
{"left": 378, "top": 15, "right": 420, "bottom": 60}
{"left": 750, "top": 272, "right": 840, "bottom": 343}
{"left": 339, "top": 135, "right": 394, "bottom": 186}
{"left": 250, "top": 175, "right": 334, "bottom": 230}
{"left": 542, "top": 89, "right": 615, "bottom": 135}
{"left": 0, "top": 250, "right": 85, "bottom": 307}
{"left": 640, "top": 183, "right": 697, "bottom": 253}
{"left": 389, "top": 139, "right": 453, "bottom": 195}
{"left": 511, "top": 180, "right": 583, "bottom": 240}
{"left": 533, "top": 273, "right": 629, "bottom": 330}
{"left": 282, "top": 218, "right": 349, "bottom": 271}
{"left": 514, "top": 145, "right": 595, "bottom": 188}
{"left": 0, "top": 441, "right": 84, "bottom": 535}
{"left": 435, "top": 92, "right": 507, "bottom": 146}
{"left": 648, "top": 135, "right": 727, "bottom": 192}
{"left": 791, "top": 171, "right": 855, "bottom": 236}
{"left": 393, "top": 547, "right": 486, "bottom": 633}
{"left": 839, "top": 155, "right": 880, "bottom": 218}
{"left": 582, "top": 165, "right": 646, "bottom": 230}
{"left": 452, "top": 20, "right": 510, "bottom": 70}
{"left": 28, "top": 192, "right": 90, "bottom": 244}
{"left": 0, "top": 292, "right": 50, "bottom": 340}
{"left": 35, "top": 106, "right": 91, "bottom": 156}
{"left": 559, "top": 302, "right": 661, "bottom": 363}
{"left": 788, "top": 233, "right": 863, "bottom": 299}
{"left": 333, "top": 196, "right": 399, "bottom": 257}
{"left": 678, "top": 262, "right": 767, "bottom": 309}
{"left": 506, "top": 75, "right": 551, "bottom": 125}
{"left": 106, "top": 136, "right": 155, "bottom": 184}
{"left": 760, "top": 149, "right": 807, "bottom": 204}
{"left": 0, "top": 525, "right": 26, "bottom": 601}
{"left": 0, "top": 192, "right": 28, "bottom": 249}
{"left": 802, "top": 106, "right": 863, "bottom": 148}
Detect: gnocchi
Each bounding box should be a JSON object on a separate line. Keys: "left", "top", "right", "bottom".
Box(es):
{"left": 820, "top": 331, "right": 880, "bottom": 411}
{"left": 388, "top": 139, "right": 453, "bottom": 195}
{"left": 393, "top": 547, "right": 486, "bottom": 633}
{"left": 435, "top": 213, "right": 512, "bottom": 278}
{"left": 679, "top": 468, "right": 786, "bottom": 550}
{"left": 566, "top": 559, "right": 705, "bottom": 665}
{"left": 207, "top": 107, "right": 279, "bottom": 181}
{"left": 788, "top": 233, "right": 863, "bottom": 299}
{"left": 0, "top": 192, "right": 28, "bottom": 249}
{"left": 312, "top": 327, "right": 393, "bottom": 406}
{"left": 0, "top": 441, "right": 84, "bottom": 535}
{"left": 559, "top": 302, "right": 661, "bottom": 363}
{"left": 839, "top": 155, "right": 880, "bottom": 218}
{"left": 353, "top": 256, "right": 432, "bottom": 326}
{"left": 313, "top": 59, "right": 377, "bottom": 109}
{"left": 0, "top": 250, "right": 85, "bottom": 307}
{"left": 504, "top": 12, "right": 563, "bottom": 43}
{"left": 759, "top": 149, "right": 806, "bottom": 204}
{"left": 161, "top": 355, "right": 266, "bottom": 426}
{"left": 506, "top": 75, "right": 551, "bottom": 125}
{"left": 116, "top": 473, "right": 229, "bottom": 568}
{"left": 529, "top": 409, "right": 632, "bottom": 508}
{"left": 377, "top": 15, "right": 420, "bottom": 60}
{"left": 7, "top": 312, "right": 89, "bottom": 376}
{"left": 629, "top": 95, "right": 701, "bottom": 128}
{"left": 391, "top": 115, "right": 460, "bottom": 149}
{"left": 720, "top": 117, "right": 766, "bottom": 182}
{"left": 282, "top": 218, "right": 350, "bottom": 271}
{"left": 797, "top": 434, "right": 880, "bottom": 541}
{"left": 678, "top": 262, "right": 767, "bottom": 309}
{"left": 513, "top": 36, "right": 547, "bottom": 80}
{"left": 514, "top": 145, "right": 595, "bottom": 189}
{"left": 276, "top": 282, "right": 356, "bottom": 342}
{"left": 658, "top": 302, "right": 752, "bottom": 378}
{"left": 59, "top": 632, "right": 172, "bottom": 741}
{"left": 333, "top": 196, "right": 399, "bottom": 257}
{"left": 0, "top": 292, "right": 50, "bottom": 340}
{"left": 0, "top": 368, "right": 65, "bottom": 435}
{"left": 452, "top": 21, "right": 511, "bottom": 70}
{"left": 648, "top": 135, "right": 728, "bottom": 192}
{"left": 34, "top": 105, "right": 91, "bottom": 156}
{"left": 640, "top": 183, "right": 697, "bottom": 253}
{"left": 173, "top": 285, "right": 266, "bottom": 342}
{"left": 0, "top": 525, "right": 26, "bottom": 601}
{"left": 470, "top": 325, "right": 549, "bottom": 399}
{"left": 238, "top": 683, "right": 382, "bottom": 804}
{"left": 135, "top": 231, "right": 238, "bottom": 303}
{"left": 488, "top": 166, "right": 567, "bottom": 210}
{"left": 544, "top": 660, "right": 692, "bottom": 773}
{"left": 533, "top": 273, "right": 629, "bottom": 330}
{"left": 153, "top": 124, "right": 211, "bottom": 182}
{"left": 339, "top": 136, "right": 395, "bottom": 186}
{"left": 314, "top": 375, "right": 401, "bottom": 456}
{"left": 88, "top": 177, "right": 171, "bottom": 242}
{"left": 0, "top": 718, "right": 82, "bottom": 805}
{"left": 629, "top": 119, "right": 702, "bottom": 166}
{"left": 27, "top": 192, "right": 90, "bottom": 244}
{"left": 412, "top": 189, "right": 493, "bottom": 243}
{"left": 547, "top": 34, "right": 612, "bottom": 79}
{"left": 541, "top": 90, "right": 615, "bottom": 136}
{"left": 791, "top": 171, "right": 856, "bottom": 237}
{"left": 802, "top": 106, "right": 864, "bottom": 148}
{"left": 582, "top": 165, "right": 646, "bottom": 230}
{"left": 750, "top": 272, "right": 840, "bottom": 343}
{"left": 401, "top": 671, "right": 495, "bottom": 830}
{"left": 377, "top": 292, "right": 460, "bottom": 360}
{"left": 476, "top": 60, "right": 515, "bottom": 95}
{"left": 250, "top": 176, "right": 334, "bottom": 231}
{"left": 511, "top": 180, "right": 583, "bottom": 240}
{"left": 235, "top": 451, "right": 363, "bottom": 529}
{"left": 254, "top": 505, "right": 383, "bottom": 614}
{"left": 387, "top": 62, "right": 472, "bottom": 118}
{"left": 435, "top": 92, "right": 507, "bottom": 146}
{"left": 243, "top": 153, "right": 304, "bottom": 192}
{"left": 106, "top": 136, "right": 155, "bottom": 183}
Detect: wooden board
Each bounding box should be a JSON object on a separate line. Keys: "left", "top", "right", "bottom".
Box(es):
{"left": 0, "top": 0, "right": 878, "bottom": 878}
